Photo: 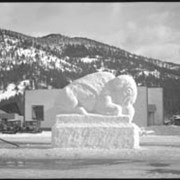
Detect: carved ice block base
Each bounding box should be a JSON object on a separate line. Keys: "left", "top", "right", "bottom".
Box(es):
{"left": 52, "top": 114, "right": 140, "bottom": 149}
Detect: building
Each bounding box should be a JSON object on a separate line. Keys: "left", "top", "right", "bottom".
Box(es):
{"left": 133, "top": 87, "right": 163, "bottom": 127}
{"left": 24, "top": 87, "right": 164, "bottom": 129}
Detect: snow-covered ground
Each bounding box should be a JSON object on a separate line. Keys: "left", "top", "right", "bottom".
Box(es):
{"left": 0, "top": 125, "right": 180, "bottom": 143}
{"left": 0, "top": 125, "right": 179, "bottom": 154}
{"left": 0, "top": 125, "right": 180, "bottom": 178}
{"left": 143, "top": 125, "right": 180, "bottom": 136}
{"left": 0, "top": 131, "right": 51, "bottom": 144}
{"left": 0, "top": 131, "right": 51, "bottom": 138}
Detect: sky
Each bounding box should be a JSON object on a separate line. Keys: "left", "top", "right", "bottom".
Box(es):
{"left": 0, "top": 2, "right": 180, "bottom": 64}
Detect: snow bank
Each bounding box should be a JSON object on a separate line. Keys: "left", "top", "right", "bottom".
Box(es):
{"left": 0, "top": 131, "right": 51, "bottom": 138}
{"left": 0, "top": 131, "right": 51, "bottom": 144}
{"left": 0, "top": 144, "right": 180, "bottom": 160}
{"left": 0, "top": 148, "right": 144, "bottom": 160}
{"left": 144, "top": 125, "right": 180, "bottom": 136}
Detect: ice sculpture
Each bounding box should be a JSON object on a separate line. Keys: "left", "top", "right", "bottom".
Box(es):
{"left": 52, "top": 72, "right": 140, "bottom": 149}
{"left": 54, "top": 72, "right": 137, "bottom": 121}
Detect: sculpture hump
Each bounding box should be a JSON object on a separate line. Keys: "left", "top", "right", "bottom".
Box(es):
{"left": 55, "top": 72, "right": 138, "bottom": 121}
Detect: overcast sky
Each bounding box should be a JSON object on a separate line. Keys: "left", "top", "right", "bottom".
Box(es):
{"left": 1, "top": 2, "right": 180, "bottom": 64}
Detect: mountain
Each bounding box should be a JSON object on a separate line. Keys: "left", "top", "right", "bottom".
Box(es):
{"left": 0, "top": 28, "right": 180, "bottom": 117}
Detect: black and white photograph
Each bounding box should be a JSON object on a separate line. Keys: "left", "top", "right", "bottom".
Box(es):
{"left": 0, "top": 1, "right": 180, "bottom": 178}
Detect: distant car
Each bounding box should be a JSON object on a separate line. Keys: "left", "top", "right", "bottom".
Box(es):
{"left": 21, "top": 121, "right": 42, "bottom": 133}
{"left": 164, "top": 118, "right": 173, "bottom": 125}
{"left": 167, "top": 115, "right": 180, "bottom": 126}
{"left": 173, "top": 115, "right": 180, "bottom": 125}
{"left": 1, "top": 119, "right": 22, "bottom": 134}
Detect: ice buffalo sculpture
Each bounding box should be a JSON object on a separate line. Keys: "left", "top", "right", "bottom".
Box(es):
{"left": 52, "top": 72, "right": 140, "bottom": 150}
{"left": 54, "top": 71, "right": 137, "bottom": 121}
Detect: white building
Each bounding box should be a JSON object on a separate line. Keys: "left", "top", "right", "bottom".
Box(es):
{"left": 24, "top": 87, "right": 164, "bottom": 129}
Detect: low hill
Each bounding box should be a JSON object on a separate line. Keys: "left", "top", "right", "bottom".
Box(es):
{"left": 0, "top": 28, "right": 180, "bottom": 116}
